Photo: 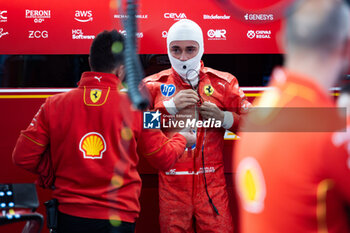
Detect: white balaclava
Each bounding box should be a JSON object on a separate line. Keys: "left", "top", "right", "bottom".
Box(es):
{"left": 167, "top": 19, "right": 204, "bottom": 87}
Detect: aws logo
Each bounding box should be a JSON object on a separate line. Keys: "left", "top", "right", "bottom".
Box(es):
{"left": 79, "top": 132, "right": 106, "bottom": 159}
{"left": 74, "top": 10, "right": 93, "bottom": 22}
{"left": 236, "top": 157, "right": 266, "bottom": 213}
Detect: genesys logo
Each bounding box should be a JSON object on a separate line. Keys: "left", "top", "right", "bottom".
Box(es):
{"left": 0, "top": 28, "right": 9, "bottom": 38}
{"left": 0, "top": 11, "right": 7, "bottom": 22}
{"left": 74, "top": 10, "right": 93, "bottom": 22}
{"left": 164, "top": 13, "right": 186, "bottom": 20}
{"left": 203, "top": 14, "right": 231, "bottom": 20}
{"left": 207, "top": 29, "right": 226, "bottom": 40}
{"left": 244, "top": 13, "right": 274, "bottom": 21}
{"left": 28, "top": 30, "right": 48, "bottom": 39}
{"left": 118, "top": 30, "right": 144, "bottom": 38}
{"left": 25, "top": 10, "right": 51, "bottom": 23}
{"left": 162, "top": 31, "right": 168, "bottom": 38}
{"left": 114, "top": 14, "right": 148, "bottom": 19}
{"left": 247, "top": 30, "right": 271, "bottom": 39}
{"left": 72, "top": 29, "right": 95, "bottom": 40}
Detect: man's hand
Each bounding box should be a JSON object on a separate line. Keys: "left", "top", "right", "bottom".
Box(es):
{"left": 173, "top": 89, "right": 199, "bottom": 112}
{"left": 179, "top": 129, "right": 196, "bottom": 148}
{"left": 199, "top": 101, "right": 224, "bottom": 122}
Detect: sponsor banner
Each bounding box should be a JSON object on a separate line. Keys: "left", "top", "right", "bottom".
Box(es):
{"left": 0, "top": 0, "right": 284, "bottom": 54}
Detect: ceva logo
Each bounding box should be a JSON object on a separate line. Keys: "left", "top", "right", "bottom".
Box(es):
{"left": 74, "top": 10, "right": 93, "bottom": 22}
{"left": 164, "top": 13, "right": 187, "bottom": 20}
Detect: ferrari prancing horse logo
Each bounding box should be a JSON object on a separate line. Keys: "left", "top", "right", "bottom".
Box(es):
{"left": 204, "top": 85, "right": 214, "bottom": 96}
{"left": 90, "top": 89, "right": 102, "bottom": 103}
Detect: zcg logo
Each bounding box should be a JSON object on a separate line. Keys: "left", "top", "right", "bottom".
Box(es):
{"left": 29, "top": 30, "right": 48, "bottom": 39}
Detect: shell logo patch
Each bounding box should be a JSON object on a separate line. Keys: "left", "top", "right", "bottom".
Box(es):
{"left": 79, "top": 132, "right": 106, "bottom": 159}
{"left": 90, "top": 89, "right": 102, "bottom": 103}
{"left": 204, "top": 85, "right": 214, "bottom": 96}
{"left": 236, "top": 157, "right": 266, "bottom": 213}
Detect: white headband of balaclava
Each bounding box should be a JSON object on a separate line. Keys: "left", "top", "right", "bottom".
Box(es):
{"left": 167, "top": 19, "right": 204, "bottom": 87}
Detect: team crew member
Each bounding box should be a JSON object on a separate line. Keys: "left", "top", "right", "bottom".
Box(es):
{"left": 234, "top": 0, "right": 350, "bottom": 232}
{"left": 12, "top": 30, "right": 195, "bottom": 233}
{"left": 144, "top": 19, "right": 251, "bottom": 233}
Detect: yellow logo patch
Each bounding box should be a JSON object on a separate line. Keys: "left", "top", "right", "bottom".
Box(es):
{"left": 79, "top": 132, "right": 106, "bottom": 159}
{"left": 204, "top": 85, "right": 214, "bottom": 96}
{"left": 90, "top": 89, "right": 102, "bottom": 103}
{"left": 236, "top": 157, "right": 266, "bottom": 213}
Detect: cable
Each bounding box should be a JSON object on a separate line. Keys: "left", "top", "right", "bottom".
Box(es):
{"left": 184, "top": 71, "right": 219, "bottom": 215}
{"left": 123, "top": 0, "right": 149, "bottom": 110}
{"left": 201, "top": 130, "right": 219, "bottom": 215}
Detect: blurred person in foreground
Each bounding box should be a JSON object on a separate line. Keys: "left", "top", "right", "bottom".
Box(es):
{"left": 144, "top": 19, "right": 251, "bottom": 233}
{"left": 234, "top": 0, "right": 350, "bottom": 232}
{"left": 12, "top": 30, "right": 195, "bottom": 233}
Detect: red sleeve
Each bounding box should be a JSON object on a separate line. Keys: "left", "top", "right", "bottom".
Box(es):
{"left": 12, "top": 100, "right": 50, "bottom": 174}
{"left": 143, "top": 80, "right": 174, "bottom": 116}
{"left": 323, "top": 131, "right": 350, "bottom": 203}
{"left": 137, "top": 129, "right": 186, "bottom": 171}
{"left": 224, "top": 76, "right": 252, "bottom": 133}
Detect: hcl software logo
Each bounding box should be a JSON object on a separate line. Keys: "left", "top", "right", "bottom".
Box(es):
{"left": 143, "top": 110, "right": 161, "bottom": 129}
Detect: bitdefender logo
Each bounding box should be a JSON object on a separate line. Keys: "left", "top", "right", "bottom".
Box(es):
{"left": 143, "top": 110, "right": 161, "bottom": 129}
{"left": 74, "top": 10, "right": 93, "bottom": 22}
{"left": 164, "top": 13, "right": 187, "bottom": 20}
{"left": 25, "top": 9, "right": 51, "bottom": 23}
{"left": 203, "top": 14, "right": 230, "bottom": 20}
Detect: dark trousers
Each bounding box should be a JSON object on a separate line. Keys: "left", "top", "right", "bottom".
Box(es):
{"left": 57, "top": 211, "right": 135, "bottom": 233}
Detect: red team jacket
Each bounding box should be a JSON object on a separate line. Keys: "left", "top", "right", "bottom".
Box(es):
{"left": 12, "top": 72, "right": 187, "bottom": 223}
{"left": 235, "top": 68, "right": 350, "bottom": 233}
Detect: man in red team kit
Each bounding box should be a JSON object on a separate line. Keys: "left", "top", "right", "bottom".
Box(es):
{"left": 144, "top": 19, "right": 251, "bottom": 233}
{"left": 12, "top": 30, "right": 195, "bottom": 233}
{"left": 235, "top": 0, "right": 350, "bottom": 233}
